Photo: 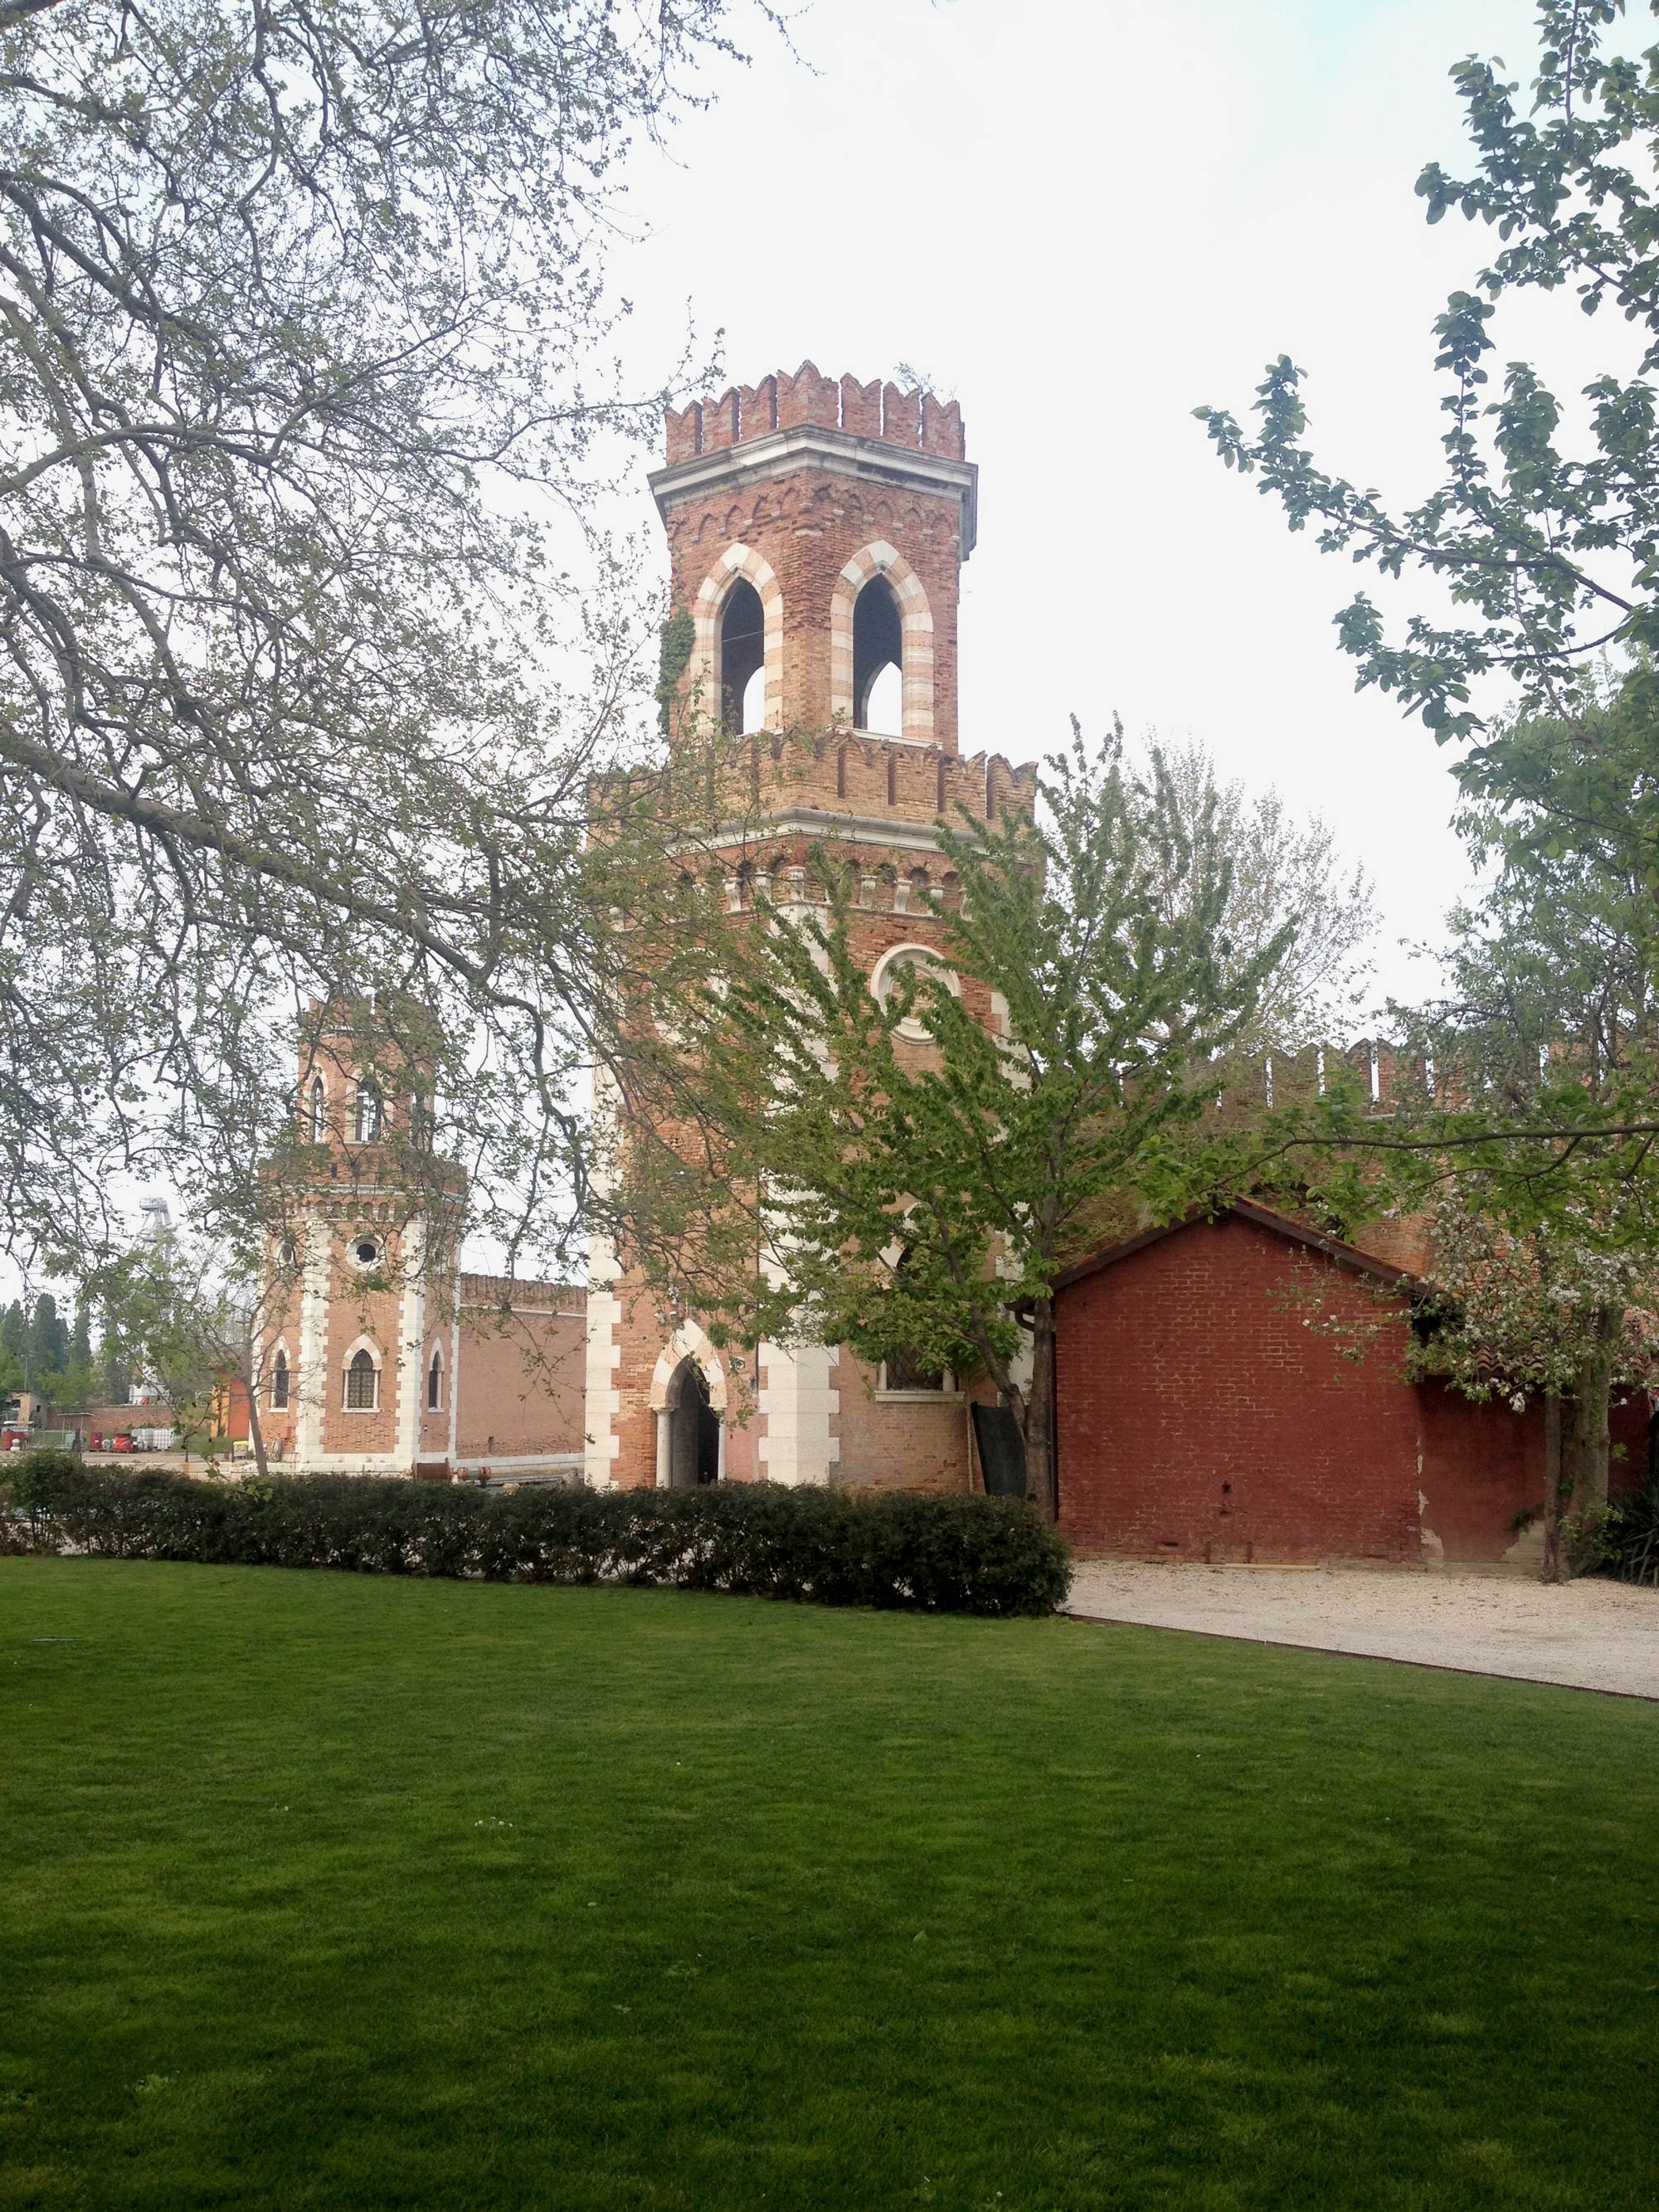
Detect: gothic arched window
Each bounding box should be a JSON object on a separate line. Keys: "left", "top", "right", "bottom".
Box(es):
{"left": 271, "top": 1349, "right": 289, "bottom": 1410}
{"left": 853, "top": 573, "right": 902, "bottom": 733}
{"left": 344, "top": 1349, "right": 378, "bottom": 1411}
{"left": 720, "top": 577, "right": 766, "bottom": 735}
{"left": 353, "top": 1082, "right": 382, "bottom": 1143}
{"left": 427, "top": 1346, "right": 443, "bottom": 1412}
{"left": 308, "top": 1075, "right": 326, "bottom": 1142}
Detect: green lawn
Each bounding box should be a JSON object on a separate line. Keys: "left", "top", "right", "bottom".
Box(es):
{"left": 3, "top": 1563, "right": 1657, "bottom": 2212}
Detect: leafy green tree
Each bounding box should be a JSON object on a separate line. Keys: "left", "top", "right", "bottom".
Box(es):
{"left": 96, "top": 1315, "right": 130, "bottom": 1410}
{"left": 1197, "top": 2, "right": 1659, "bottom": 807}
{"left": 630, "top": 728, "right": 1297, "bottom": 1516}
{"left": 0, "top": 0, "right": 768, "bottom": 1282}
{"left": 27, "top": 1293, "right": 66, "bottom": 1377}
{"left": 1389, "top": 698, "right": 1659, "bottom": 1568}
{"left": 90, "top": 1227, "right": 299, "bottom": 1476}
{"left": 0, "top": 1300, "right": 23, "bottom": 1402}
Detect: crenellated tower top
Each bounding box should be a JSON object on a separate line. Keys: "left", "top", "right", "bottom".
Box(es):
{"left": 650, "top": 362, "right": 977, "bottom": 754}
{"left": 664, "top": 362, "right": 968, "bottom": 469}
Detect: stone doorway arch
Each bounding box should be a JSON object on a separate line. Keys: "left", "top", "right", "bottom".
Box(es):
{"left": 659, "top": 1355, "right": 722, "bottom": 1488}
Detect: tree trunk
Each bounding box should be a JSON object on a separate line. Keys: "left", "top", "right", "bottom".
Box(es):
{"left": 1541, "top": 1393, "right": 1563, "bottom": 1582}
{"left": 1023, "top": 1298, "right": 1057, "bottom": 1523}
{"left": 1558, "top": 1305, "right": 1622, "bottom": 1577}
{"left": 244, "top": 1378, "right": 271, "bottom": 1485}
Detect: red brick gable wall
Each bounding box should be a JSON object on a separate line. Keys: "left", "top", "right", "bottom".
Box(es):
{"left": 1054, "top": 1212, "right": 1648, "bottom": 1566}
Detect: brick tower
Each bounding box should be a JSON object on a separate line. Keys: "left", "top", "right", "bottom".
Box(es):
{"left": 585, "top": 364, "right": 1035, "bottom": 1495}
{"left": 259, "top": 1003, "right": 462, "bottom": 1479}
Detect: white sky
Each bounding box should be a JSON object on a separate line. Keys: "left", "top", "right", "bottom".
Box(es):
{"left": 599, "top": 0, "right": 1650, "bottom": 1009}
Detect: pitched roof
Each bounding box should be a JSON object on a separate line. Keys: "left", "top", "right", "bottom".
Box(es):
{"left": 1050, "top": 1201, "right": 1419, "bottom": 1296}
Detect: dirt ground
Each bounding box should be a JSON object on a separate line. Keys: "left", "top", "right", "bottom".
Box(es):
{"left": 1064, "top": 1559, "right": 1659, "bottom": 1699}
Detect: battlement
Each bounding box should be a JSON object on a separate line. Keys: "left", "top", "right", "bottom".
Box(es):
{"left": 693, "top": 734, "right": 1036, "bottom": 844}
{"left": 459, "top": 1273, "right": 586, "bottom": 1316}
{"left": 665, "top": 362, "right": 966, "bottom": 466}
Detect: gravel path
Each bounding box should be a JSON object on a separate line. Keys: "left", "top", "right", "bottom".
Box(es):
{"left": 1064, "top": 1561, "right": 1659, "bottom": 1699}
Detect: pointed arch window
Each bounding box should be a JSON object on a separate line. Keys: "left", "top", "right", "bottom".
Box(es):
{"left": 353, "top": 1082, "right": 382, "bottom": 1143}
{"left": 720, "top": 577, "right": 766, "bottom": 735}
{"left": 271, "top": 1349, "right": 289, "bottom": 1410}
{"left": 853, "top": 574, "right": 903, "bottom": 734}
{"left": 344, "top": 1349, "right": 379, "bottom": 1411}
{"left": 427, "top": 1345, "right": 443, "bottom": 1412}
{"left": 308, "top": 1075, "right": 326, "bottom": 1142}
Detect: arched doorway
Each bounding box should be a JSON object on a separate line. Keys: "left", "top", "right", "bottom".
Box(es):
{"left": 663, "top": 1356, "right": 722, "bottom": 1487}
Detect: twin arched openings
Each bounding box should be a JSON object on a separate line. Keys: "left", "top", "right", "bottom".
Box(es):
{"left": 702, "top": 540, "right": 932, "bottom": 743}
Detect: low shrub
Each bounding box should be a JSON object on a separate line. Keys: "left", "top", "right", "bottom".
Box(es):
{"left": 0, "top": 1456, "right": 1071, "bottom": 1617}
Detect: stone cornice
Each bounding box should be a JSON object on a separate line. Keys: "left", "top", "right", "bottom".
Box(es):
{"left": 649, "top": 428, "right": 979, "bottom": 560}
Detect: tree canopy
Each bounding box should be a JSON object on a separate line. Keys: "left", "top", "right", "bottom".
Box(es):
{"left": 625, "top": 728, "right": 1339, "bottom": 1514}
{"left": 0, "top": 0, "right": 762, "bottom": 1278}
{"left": 1197, "top": 1, "right": 1659, "bottom": 793}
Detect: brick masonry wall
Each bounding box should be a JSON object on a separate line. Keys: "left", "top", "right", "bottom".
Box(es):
{"left": 597, "top": 371, "right": 1031, "bottom": 1495}
{"left": 664, "top": 464, "right": 966, "bottom": 751}
{"left": 830, "top": 1348, "right": 974, "bottom": 1493}
{"left": 1054, "top": 1212, "right": 1651, "bottom": 1565}
{"left": 454, "top": 1288, "right": 586, "bottom": 1460}
{"left": 317, "top": 1221, "right": 412, "bottom": 1459}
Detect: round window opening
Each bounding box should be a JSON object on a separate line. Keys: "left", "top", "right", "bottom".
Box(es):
{"left": 352, "top": 1235, "right": 382, "bottom": 1268}
{"left": 873, "top": 946, "right": 957, "bottom": 1043}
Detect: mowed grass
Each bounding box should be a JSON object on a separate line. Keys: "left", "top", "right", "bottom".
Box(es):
{"left": 3, "top": 1565, "right": 1658, "bottom": 2212}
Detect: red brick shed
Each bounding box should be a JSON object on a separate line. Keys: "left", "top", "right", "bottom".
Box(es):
{"left": 1052, "top": 1203, "right": 1648, "bottom": 1568}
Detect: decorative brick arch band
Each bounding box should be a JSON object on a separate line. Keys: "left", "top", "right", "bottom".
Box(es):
{"left": 830, "top": 542, "right": 935, "bottom": 746}
{"left": 693, "top": 544, "right": 783, "bottom": 733}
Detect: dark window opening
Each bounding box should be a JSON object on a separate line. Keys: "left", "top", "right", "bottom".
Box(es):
{"left": 884, "top": 1346, "right": 946, "bottom": 1393}
{"left": 853, "top": 575, "right": 903, "bottom": 732}
{"left": 427, "top": 1349, "right": 442, "bottom": 1411}
{"left": 271, "top": 1350, "right": 289, "bottom": 1410}
{"left": 345, "top": 1349, "right": 378, "bottom": 1410}
{"left": 720, "top": 579, "right": 766, "bottom": 735}
{"left": 883, "top": 1247, "right": 946, "bottom": 1391}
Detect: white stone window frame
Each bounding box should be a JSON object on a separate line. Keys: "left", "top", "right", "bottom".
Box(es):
{"left": 306, "top": 1072, "right": 328, "bottom": 1143}
{"left": 875, "top": 1359, "right": 959, "bottom": 1403}
{"left": 830, "top": 542, "right": 935, "bottom": 746}
{"left": 269, "top": 1337, "right": 292, "bottom": 1412}
{"left": 346, "top": 1229, "right": 384, "bottom": 1272}
{"left": 341, "top": 1335, "right": 382, "bottom": 1413}
{"left": 691, "top": 545, "right": 784, "bottom": 736}
{"left": 426, "top": 1339, "right": 445, "bottom": 1413}
{"left": 870, "top": 941, "right": 960, "bottom": 1044}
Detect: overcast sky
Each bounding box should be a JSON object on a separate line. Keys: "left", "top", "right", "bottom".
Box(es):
{"left": 596, "top": 0, "right": 1646, "bottom": 1010}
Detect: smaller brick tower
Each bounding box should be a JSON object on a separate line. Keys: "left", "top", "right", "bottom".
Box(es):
{"left": 259, "top": 1003, "right": 462, "bottom": 1479}
{"left": 586, "top": 364, "right": 1035, "bottom": 1495}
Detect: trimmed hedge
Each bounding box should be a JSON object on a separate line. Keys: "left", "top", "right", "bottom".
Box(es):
{"left": 0, "top": 1454, "right": 1071, "bottom": 1617}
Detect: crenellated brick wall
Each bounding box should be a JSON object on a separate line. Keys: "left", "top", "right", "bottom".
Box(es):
{"left": 664, "top": 360, "right": 966, "bottom": 464}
